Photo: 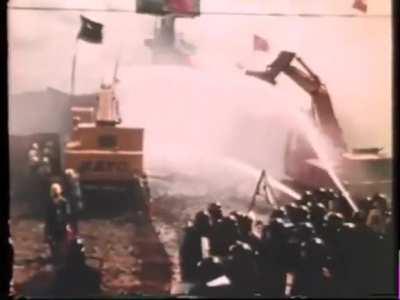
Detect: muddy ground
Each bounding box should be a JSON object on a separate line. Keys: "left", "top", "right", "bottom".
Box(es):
{"left": 10, "top": 179, "right": 276, "bottom": 298}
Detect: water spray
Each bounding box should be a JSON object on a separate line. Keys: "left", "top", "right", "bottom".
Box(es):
{"left": 222, "top": 157, "right": 301, "bottom": 201}
{"left": 297, "top": 113, "right": 359, "bottom": 212}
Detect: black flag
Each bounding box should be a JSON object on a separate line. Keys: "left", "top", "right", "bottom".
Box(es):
{"left": 78, "top": 15, "right": 103, "bottom": 43}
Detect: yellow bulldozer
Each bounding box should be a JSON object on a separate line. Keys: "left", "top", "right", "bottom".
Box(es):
{"left": 63, "top": 82, "right": 147, "bottom": 211}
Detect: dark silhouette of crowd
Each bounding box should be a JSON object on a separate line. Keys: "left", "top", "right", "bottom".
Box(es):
{"left": 179, "top": 188, "right": 393, "bottom": 298}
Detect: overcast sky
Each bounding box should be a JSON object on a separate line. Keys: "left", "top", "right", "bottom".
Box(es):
{"left": 8, "top": 0, "right": 393, "bottom": 153}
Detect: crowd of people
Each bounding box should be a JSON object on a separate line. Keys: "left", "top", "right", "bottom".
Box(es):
{"left": 28, "top": 141, "right": 58, "bottom": 177}
{"left": 179, "top": 188, "right": 393, "bottom": 298}
{"left": 27, "top": 140, "right": 83, "bottom": 263}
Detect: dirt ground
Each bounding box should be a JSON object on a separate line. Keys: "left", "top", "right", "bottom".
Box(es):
{"left": 10, "top": 179, "right": 274, "bottom": 298}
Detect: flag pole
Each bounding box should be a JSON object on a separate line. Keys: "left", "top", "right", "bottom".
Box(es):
{"left": 113, "top": 43, "right": 122, "bottom": 84}
{"left": 70, "top": 38, "right": 80, "bottom": 96}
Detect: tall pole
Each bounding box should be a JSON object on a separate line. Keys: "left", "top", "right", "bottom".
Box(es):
{"left": 113, "top": 43, "right": 122, "bottom": 84}
{"left": 265, "top": 173, "right": 278, "bottom": 209}
{"left": 247, "top": 169, "right": 266, "bottom": 213}
{"left": 70, "top": 39, "right": 79, "bottom": 96}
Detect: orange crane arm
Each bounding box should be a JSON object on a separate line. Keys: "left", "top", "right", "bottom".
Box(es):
{"left": 246, "top": 51, "right": 347, "bottom": 150}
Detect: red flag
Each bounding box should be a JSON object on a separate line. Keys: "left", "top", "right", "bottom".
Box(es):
{"left": 353, "top": 0, "right": 367, "bottom": 13}
{"left": 168, "top": 0, "right": 195, "bottom": 14}
{"left": 253, "top": 35, "right": 269, "bottom": 52}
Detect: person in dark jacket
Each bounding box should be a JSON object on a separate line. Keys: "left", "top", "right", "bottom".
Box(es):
{"left": 180, "top": 210, "right": 211, "bottom": 282}
{"left": 51, "top": 238, "right": 101, "bottom": 297}
{"left": 236, "top": 213, "right": 261, "bottom": 255}
{"left": 209, "top": 215, "right": 239, "bottom": 257}
{"left": 45, "top": 183, "right": 72, "bottom": 265}
{"left": 291, "top": 237, "right": 331, "bottom": 298}
{"left": 258, "top": 218, "right": 290, "bottom": 298}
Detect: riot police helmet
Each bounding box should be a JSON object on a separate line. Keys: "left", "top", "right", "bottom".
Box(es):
{"left": 309, "top": 202, "right": 327, "bottom": 223}
{"left": 314, "top": 187, "right": 330, "bottom": 205}
{"left": 323, "top": 212, "right": 344, "bottom": 229}
{"left": 358, "top": 196, "right": 373, "bottom": 212}
{"left": 299, "top": 190, "right": 314, "bottom": 206}
{"left": 237, "top": 214, "right": 253, "bottom": 235}
{"left": 263, "top": 217, "right": 287, "bottom": 241}
{"left": 285, "top": 202, "right": 299, "bottom": 222}
{"left": 229, "top": 210, "right": 242, "bottom": 220}
{"left": 270, "top": 206, "right": 287, "bottom": 220}
{"left": 371, "top": 193, "right": 388, "bottom": 211}
{"left": 297, "top": 205, "right": 311, "bottom": 222}
{"left": 207, "top": 202, "right": 223, "bottom": 221}
{"left": 193, "top": 210, "right": 211, "bottom": 234}
{"left": 297, "top": 222, "right": 316, "bottom": 241}
{"left": 228, "top": 241, "right": 253, "bottom": 259}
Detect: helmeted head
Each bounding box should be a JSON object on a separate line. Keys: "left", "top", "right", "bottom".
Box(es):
{"left": 309, "top": 202, "right": 328, "bottom": 224}
{"left": 285, "top": 202, "right": 299, "bottom": 222}
{"left": 229, "top": 241, "right": 253, "bottom": 257}
{"left": 371, "top": 193, "right": 388, "bottom": 211}
{"left": 358, "top": 196, "right": 373, "bottom": 212}
{"left": 263, "top": 217, "right": 287, "bottom": 242}
{"left": 220, "top": 215, "right": 239, "bottom": 238}
{"left": 297, "top": 222, "right": 316, "bottom": 241}
{"left": 299, "top": 190, "right": 314, "bottom": 206}
{"left": 270, "top": 206, "right": 287, "bottom": 220}
{"left": 229, "top": 210, "right": 242, "bottom": 221}
{"left": 314, "top": 187, "right": 330, "bottom": 205}
{"left": 298, "top": 205, "right": 311, "bottom": 223}
{"left": 327, "top": 192, "right": 342, "bottom": 212}
{"left": 207, "top": 202, "right": 223, "bottom": 222}
{"left": 327, "top": 188, "right": 336, "bottom": 196}
{"left": 286, "top": 202, "right": 309, "bottom": 224}
{"left": 237, "top": 214, "right": 253, "bottom": 236}
{"left": 323, "top": 212, "right": 344, "bottom": 231}
{"left": 193, "top": 210, "right": 211, "bottom": 235}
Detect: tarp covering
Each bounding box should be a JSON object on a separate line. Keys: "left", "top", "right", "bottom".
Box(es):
{"left": 8, "top": 87, "right": 97, "bottom": 136}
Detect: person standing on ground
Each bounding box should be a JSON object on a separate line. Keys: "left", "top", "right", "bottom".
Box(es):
{"left": 44, "top": 183, "right": 72, "bottom": 265}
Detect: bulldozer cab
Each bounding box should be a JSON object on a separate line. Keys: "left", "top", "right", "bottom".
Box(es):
{"left": 338, "top": 150, "right": 392, "bottom": 201}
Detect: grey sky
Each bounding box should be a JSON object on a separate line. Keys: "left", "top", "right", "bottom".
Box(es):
{"left": 8, "top": 0, "right": 393, "bottom": 153}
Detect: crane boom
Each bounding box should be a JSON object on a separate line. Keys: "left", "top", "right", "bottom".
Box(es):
{"left": 246, "top": 51, "right": 347, "bottom": 150}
